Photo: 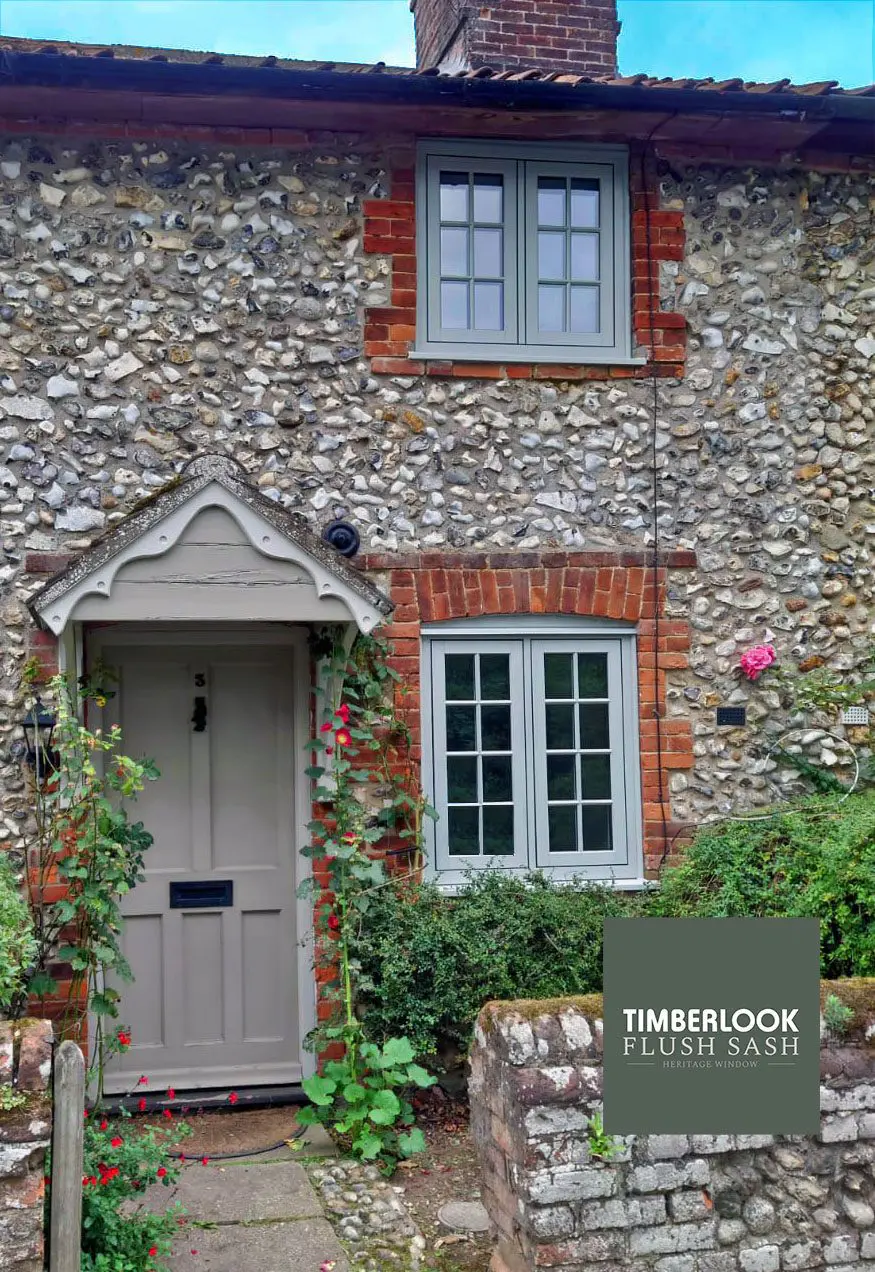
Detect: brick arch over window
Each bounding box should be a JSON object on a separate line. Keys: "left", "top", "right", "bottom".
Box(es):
{"left": 360, "top": 550, "right": 696, "bottom": 875}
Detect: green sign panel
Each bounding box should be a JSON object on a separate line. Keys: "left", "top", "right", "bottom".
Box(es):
{"left": 603, "top": 918, "right": 821, "bottom": 1134}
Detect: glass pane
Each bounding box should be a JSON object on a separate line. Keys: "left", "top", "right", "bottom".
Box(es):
{"left": 480, "top": 654, "right": 510, "bottom": 701}
{"left": 547, "top": 754, "right": 576, "bottom": 800}
{"left": 577, "top": 653, "right": 608, "bottom": 698}
{"left": 473, "top": 174, "right": 503, "bottom": 223}
{"left": 482, "top": 755, "right": 513, "bottom": 802}
{"left": 441, "top": 281, "right": 469, "bottom": 330}
{"left": 548, "top": 805, "right": 578, "bottom": 853}
{"left": 448, "top": 805, "right": 480, "bottom": 857}
{"left": 538, "top": 285, "right": 565, "bottom": 333}
{"left": 570, "top": 286, "right": 599, "bottom": 334}
{"left": 447, "top": 755, "right": 478, "bottom": 803}
{"left": 483, "top": 805, "right": 514, "bottom": 856}
{"left": 446, "top": 704, "right": 477, "bottom": 751}
{"left": 440, "top": 226, "right": 469, "bottom": 276}
{"left": 544, "top": 653, "right": 574, "bottom": 699}
{"left": 579, "top": 703, "right": 610, "bottom": 750}
{"left": 582, "top": 805, "right": 612, "bottom": 853}
{"left": 481, "top": 704, "right": 511, "bottom": 752}
{"left": 545, "top": 702, "right": 575, "bottom": 750}
{"left": 473, "top": 228, "right": 502, "bottom": 276}
{"left": 538, "top": 177, "right": 566, "bottom": 227}
{"left": 473, "top": 281, "right": 504, "bottom": 331}
{"left": 538, "top": 231, "right": 566, "bottom": 281}
{"left": 571, "top": 179, "right": 599, "bottom": 228}
{"left": 445, "top": 654, "right": 475, "bottom": 701}
{"left": 571, "top": 233, "right": 599, "bottom": 280}
{"left": 440, "top": 172, "right": 468, "bottom": 222}
{"left": 580, "top": 754, "right": 612, "bottom": 800}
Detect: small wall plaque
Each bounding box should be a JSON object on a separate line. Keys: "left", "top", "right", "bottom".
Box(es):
{"left": 716, "top": 706, "right": 747, "bottom": 726}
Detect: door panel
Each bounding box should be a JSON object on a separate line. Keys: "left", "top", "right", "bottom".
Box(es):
{"left": 98, "top": 642, "right": 300, "bottom": 1092}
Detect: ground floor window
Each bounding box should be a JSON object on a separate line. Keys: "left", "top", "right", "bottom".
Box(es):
{"left": 422, "top": 618, "right": 643, "bottom": 885}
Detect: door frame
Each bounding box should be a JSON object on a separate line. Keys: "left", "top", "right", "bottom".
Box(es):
{"left": 84, "top": 622, "right": 317, "bottom": 1085}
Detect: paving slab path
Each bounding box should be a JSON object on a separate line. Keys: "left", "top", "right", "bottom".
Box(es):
{"left": 166, "top": 1159, "right": 348, "bottom": 1272}
{"left": 138, "top": 1121, "right": 348, "bottom": 1272}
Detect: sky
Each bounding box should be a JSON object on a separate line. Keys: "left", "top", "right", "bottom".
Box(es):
{"left": 0, "top": 0, "right": 872, "bottom": 88}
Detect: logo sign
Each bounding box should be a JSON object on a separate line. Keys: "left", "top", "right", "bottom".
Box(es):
{"left": 603, "top": 918, "right": 820, "bottom": 1134}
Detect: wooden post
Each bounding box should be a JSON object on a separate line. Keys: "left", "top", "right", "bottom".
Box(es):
{"left": 50, "top": 1041, "right": 85, "bottom": 1272}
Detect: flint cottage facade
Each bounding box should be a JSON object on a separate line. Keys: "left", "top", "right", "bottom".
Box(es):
{"left": 0, "top": 0, "right": 873, "bottom": 1089}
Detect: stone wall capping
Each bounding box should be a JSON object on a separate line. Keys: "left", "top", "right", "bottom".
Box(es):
{"left": 470, "top": 993, "right": 875, "bottom": 1272}
{"left": 0, "top": 1019, "right": 54, "bottom": 1272}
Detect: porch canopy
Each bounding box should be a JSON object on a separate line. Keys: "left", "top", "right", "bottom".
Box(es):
{"left": 29, "top": 454, "right": 393, "bottom": 636}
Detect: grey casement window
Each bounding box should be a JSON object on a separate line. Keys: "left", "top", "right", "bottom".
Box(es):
{"left": 415, "top": 139, "right": 633, "bottom": 364}
{"left": 422, "top": 619, "right": 644, "bottom": 887}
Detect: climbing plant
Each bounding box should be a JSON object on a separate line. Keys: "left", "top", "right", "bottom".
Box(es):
{"left": 297, "top": 628, "right": 436, "bottom": 1167}
{"left": 21, "top": 664, "right": 158, "bottom": 1097}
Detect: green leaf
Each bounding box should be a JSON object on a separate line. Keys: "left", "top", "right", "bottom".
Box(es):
{"left": 405, "top": 1063, "right": 436, "bottom": 1088}
{"left": 353, "top": 1130, "right": 383, "bottom": 1160}
{"left": 380, "top": 1037, "right": 415, "bottom": 1067}
{"left": 343, "top": 1083, "right": 367, "bottom": 1104}
{"left": 368, "top": 1089, "right": 401, "bottom": 1126}
{"left": 302, "top": 1075, "right": 338, "bottom": 1107}
{"left": 27, "top": 970, "right": 57, "bottom": 997}
{"left": 397, "top": 1128, "right": 427, "bottom": 1157}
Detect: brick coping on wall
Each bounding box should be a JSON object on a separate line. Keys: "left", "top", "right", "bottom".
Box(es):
{"left": 362, "top": 146, "right": 688, "bottom": 381}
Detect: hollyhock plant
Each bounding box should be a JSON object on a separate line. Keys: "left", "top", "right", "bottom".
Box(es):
{"left": 739, "top": 644, "right": 777, "bottom": 682}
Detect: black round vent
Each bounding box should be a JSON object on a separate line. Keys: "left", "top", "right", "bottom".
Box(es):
{"left": 322, "top": 519, "right": 360, "bottom": 558}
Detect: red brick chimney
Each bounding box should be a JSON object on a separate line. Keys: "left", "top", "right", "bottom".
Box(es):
{"left": 411, "top": 0, "right": 620, "bottom": 76}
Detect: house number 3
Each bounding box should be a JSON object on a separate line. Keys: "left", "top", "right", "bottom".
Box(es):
{"left": 192, "top": 672, "right": 207, "bottom": 732}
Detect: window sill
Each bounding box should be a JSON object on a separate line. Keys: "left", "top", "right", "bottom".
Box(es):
{"left": 428, "top": 874, "right": 655, "bottom": 895}
{"left": 409, "top": 349, "right": 648, "bottom": 367}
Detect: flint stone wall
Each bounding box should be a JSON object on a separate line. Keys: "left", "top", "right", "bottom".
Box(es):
{"left": 469, "top": 992, "right": 875, "bottom": 1272}
{"left": 0, "top": 1019, "right": 53, "bottom": 1272}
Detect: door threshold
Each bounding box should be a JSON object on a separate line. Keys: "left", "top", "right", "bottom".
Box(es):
{"left": 102, "top": 1084, "right": 308, "bottom": 1116}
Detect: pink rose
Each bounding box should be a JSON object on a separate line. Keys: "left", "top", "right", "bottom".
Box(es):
{"left": 739, "top": 644, "right": 776, "bottom": 681}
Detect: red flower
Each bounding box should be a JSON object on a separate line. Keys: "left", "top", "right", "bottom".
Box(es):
{"left": 157, "top": 1167, "right": 167, "bottom": 1178}
{"left": 228, "top": 1091, "right": 238, "bottom": 1105}
{"left": 341, "top": 831, "right": 357, "bottom": 844}
{"left": 162, "top": 1108, "right": 173, "bottom": 1119}
{"left": 167, "top": 1087, "right": 175, "bottom": 1100}
{"left": 334, "top": 704, "right": 350, "bottom": 724}
{"left": 116, "top": 1029, "right": 132, "bottom": 1049}
{"left": 327, "top": 914, "right": 341, "bottom": 932}
{"left": 149, "top": 1249, "right": 158, "bottom": 1258}
{"left": 138, "top": 1098, "right": 147, "bottom": 1113}
{"left": 100, "top": 1120, "right": 108, "bottom": 1131}
{"left": 201, "top": 1156, "right": 210, "bottom": 1166}
{"left": 110, "top": 1136, "right": 123, "bottom": 1148}
{"left": 334, "top": 728, "right": 351, "bottom": 748}
{"left": 325, "top": 746, "right": 333, "bottom": 756}
{"left": 137, "top": 1076, "right": 148, "bottom": 1086}
{"left": 320, "top": 720, "right": 333, "bottom": 733}
{"left": 179, "top": 1153, "right": 186, "bottom": 1163}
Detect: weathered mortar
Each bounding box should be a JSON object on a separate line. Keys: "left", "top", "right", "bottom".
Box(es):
{"left": 0, "top": 135, "right": 872, "bottom": 836}
{"left": 469, "top": 993, "right": 875, "bottom": 1272}
{"left": 0, "top": 1019, "right": 53, "bottom": 1272}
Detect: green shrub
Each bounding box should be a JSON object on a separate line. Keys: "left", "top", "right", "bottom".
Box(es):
{"left": 352, "top": 871, "right": 633, "bottom": 1068}
{"left": 0, "top": 853, "right": 36, "bottom": 1018}
{"left": 648, "top": 792, "right": 875, "bottom": 978}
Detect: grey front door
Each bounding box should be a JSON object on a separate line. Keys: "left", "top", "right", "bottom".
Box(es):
{"left": 96, "top": 640, "right": 301, "bottom": 1093}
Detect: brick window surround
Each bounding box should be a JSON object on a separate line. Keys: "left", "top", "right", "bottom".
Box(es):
{"left": 358, "top": 550, "right": 695, "bottom": 875}
{"left": 363, "top": 146, "right": 686, "bottom": 381}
